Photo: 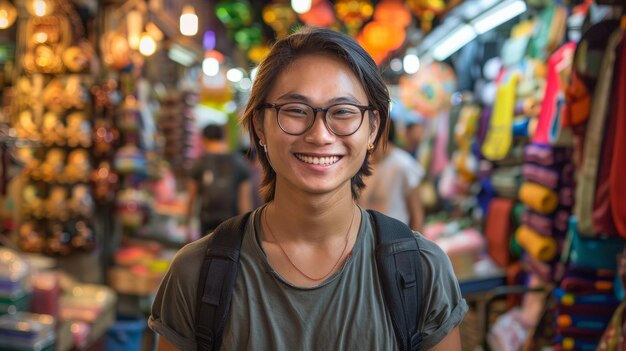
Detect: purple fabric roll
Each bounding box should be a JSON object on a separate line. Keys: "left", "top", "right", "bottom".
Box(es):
{"left": 522, "top": 164, "right": 559, "bottom": 188}
{"left": 522, "top": 210, "right": 553, "bottom": 236}
{"left": 478, "top": 106, "right": 492, "bottom": 146}
{"left": 559, "top": 187, "right": 574, "bottom": 207}
{"left": 524, "top": 143, "right": 572, "bottom": 166}
{"left": 555, "top": 303, "right": 618, "bottom": 316}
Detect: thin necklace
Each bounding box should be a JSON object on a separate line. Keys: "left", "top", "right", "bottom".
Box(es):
{"left": 263, "top": 205, "right": 356, "bottom": 282}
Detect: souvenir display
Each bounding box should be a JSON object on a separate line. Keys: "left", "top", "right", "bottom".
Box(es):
{"left": 156, "top": 90, "right": 197, "bottom": 180}
{"left": 14, "top": 2, "right": 96, "bottom": 256}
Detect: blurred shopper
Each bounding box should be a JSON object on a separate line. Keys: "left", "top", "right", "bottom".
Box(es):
{"left": 361, "top": 119, "right": 426, "bottom": 231}
{"left": 186, "top": 124, "right": 252, "bottom": 240}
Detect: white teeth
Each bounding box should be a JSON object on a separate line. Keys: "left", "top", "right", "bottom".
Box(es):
{"left": 296, "top": 154, "right": 339, "bottom": 165}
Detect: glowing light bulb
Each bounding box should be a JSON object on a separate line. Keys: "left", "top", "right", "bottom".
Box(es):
{"left": 0, "top": 0, "right": 17, "bottom": 29}
{"left": 139, "top": 33, "right": 156, "bottom": 56}
{"left": 180, "top": 5, "right": 198, "bottom": 36}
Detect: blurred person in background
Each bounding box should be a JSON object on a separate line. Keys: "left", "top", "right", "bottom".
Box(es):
{"left": 360, "top": 119, "right": 425, "bottom": 231}
{"left": 186, "top": 124, "right": 252, "bottom": 241}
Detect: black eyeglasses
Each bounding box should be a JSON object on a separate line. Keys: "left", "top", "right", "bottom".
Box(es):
{"left": 260, "top": 102, "right": 373, "bottom": 136}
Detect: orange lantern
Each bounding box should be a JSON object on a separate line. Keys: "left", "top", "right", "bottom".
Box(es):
{"left": 357, "top": 34, "right": 389, "bottom": 65}
{"left": 406, "top": 0, "right": 445, "bottom": 32}
{"left": 298, "top": 0, "right": 335, "bottom": 27}
{"left": 262, "top": 2, "right": 297, "bottom": 38}
{"left": 374, "top": 0, "right": 411, "bottom": 28}
{"left": 361, "top": 20, "right": 405, "bottom": 52}
{"left": 334, "top": 0, "right": 373, "bottom": 36}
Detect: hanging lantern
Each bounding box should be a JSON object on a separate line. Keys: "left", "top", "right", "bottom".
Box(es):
{"left": 374, "top": 0, "right": 411, "bottom": 28}
{"left": 0, "top": 0, "right": 17, "bottom": 29}
{"left": 334, "top": 0, "right": 373, "bottom": 36}
{"left": 399, "top": 62, "right": 457, "bottom": 118}
{"left": 357, "top": 35, "right": 388, "bottom": 65}
{"left": 298, "top": 0, "right": 335, "bottom": 27}
{"left": 180, "top": 5, "right": 198, "bottom": 36}
{"left": 26, "top": 0, "right": 54, "bottom": 17}
{"left": 262, "top": 2, "right": 297, "bottom": 38}
{"left": 406, "top": 0, "right": 445, "bottom": 33}
{"left": 361, "top": 20, "right": 405, "bottom": 52}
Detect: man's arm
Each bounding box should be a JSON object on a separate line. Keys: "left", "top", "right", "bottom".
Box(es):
{"left": 406, "top": 185, "right": 424, "bottom": 232}
{"left": 427, "top": 326, "right": 462, "bottom": 351}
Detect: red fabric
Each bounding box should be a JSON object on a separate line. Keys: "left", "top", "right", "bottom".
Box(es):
{"left": 485, "top": 198, "right": 514, "bottom": 267}
{"left": 533, "top": 43, "right": 576, "bottom": 144}
{"left": 592, "top": 47, "right": 620, "bottom": 236}
{"left": 609, "top": 38, "right": 626, "bottom": 238}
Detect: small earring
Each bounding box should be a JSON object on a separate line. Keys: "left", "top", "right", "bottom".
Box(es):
{"left": 260, "top": 141, "right": 268, "bottom": 153}
{"left": 367, "top": 143, "right": 374, "bottom": 151}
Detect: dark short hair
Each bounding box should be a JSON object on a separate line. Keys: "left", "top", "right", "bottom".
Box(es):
{"left": 202, "top": 124, "right": 224, "bottom": 141}
{"left": 240, "top": 27, "right": 390, "bottom": 202}
{"left": 387, "top": 119, "right": 396, "bottom": 143}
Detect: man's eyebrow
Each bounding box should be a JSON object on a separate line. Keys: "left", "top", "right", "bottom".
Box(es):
{"left": 274, "top": 93, "right": 362, "bottom": 105}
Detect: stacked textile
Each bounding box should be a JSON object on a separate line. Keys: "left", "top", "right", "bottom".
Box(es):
{"left": 515, "top": 143, "right": 574, "bottom": 280}
{"left": 551, "top": 223, "right": 625, "bottom": 350}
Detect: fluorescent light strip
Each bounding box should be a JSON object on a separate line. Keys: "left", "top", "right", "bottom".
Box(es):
{"left": 472, "top": 0, "right": 527, "bottom": 35}
{"left": 432, "top": 24, "right": 476, "bottom": 61}
{"left": 168, "top": 47, "right": 195, "bottom": 66}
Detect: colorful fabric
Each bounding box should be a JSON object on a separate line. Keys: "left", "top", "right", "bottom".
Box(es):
{"left": 609, "top": 35, "right": 626, "bottom": 238}
{"left": 574, "top": 28, "right": 623, "bottom": 237}
{"left": 519, "top": 182, "right": 559, "bottom": 214}
{"left": 515, "top": 225, "right": 557, "bottom": 262}
{"left": 596, "top": 301, "right": 626, "bottom": 351}
{"left": 485, "top": 198, "right": 515, "bottom": 267}
{"left": 482, "top": 73, "right": 518, "bottom": 161}
{"left": 532, "top": 42, "right": 576, "bottom": 144}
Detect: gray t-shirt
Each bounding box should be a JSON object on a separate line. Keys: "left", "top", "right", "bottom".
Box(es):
{"left": 149, "top": 207, "right": 468, "bottom": 350}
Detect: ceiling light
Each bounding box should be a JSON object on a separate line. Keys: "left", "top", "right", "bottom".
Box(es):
{"left": 472, "top": 0, "right": 527, "bottom": 35}
{"left": 432, "top": 24, "right": 476, "bottom": 61}
{"left": 403, "top": 54, "right": 420, "bottom": 74}
{"left": 168, "top": 44, "right": 196, "bottom": 66}
{"left": 180, "top": 5, "right": 198, "bottom": 36}
{"left": 227, "top": 68, "right": 244, "bottom": 83}
{"left": 291, "top": 0, "right": 312, "bottom": 14}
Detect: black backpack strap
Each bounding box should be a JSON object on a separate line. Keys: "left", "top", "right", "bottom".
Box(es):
{"left": 195, "top": 212, "right": 252, "bottom": 351}
{"left": 368, "top": 209, "right": 424, "bottom": 351}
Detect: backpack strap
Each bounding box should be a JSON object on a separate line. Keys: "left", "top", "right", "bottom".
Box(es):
{"left": 195, "top": 212, "right": 252, "bottom": 351}
{"left": 368, "top": 209, "right": 425, "bottom": 351}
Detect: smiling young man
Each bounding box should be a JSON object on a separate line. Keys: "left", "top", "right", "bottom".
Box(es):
{"left": 149, "top": 27, "right": 467, "bottom": 351}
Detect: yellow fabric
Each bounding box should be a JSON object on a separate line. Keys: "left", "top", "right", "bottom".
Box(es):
{"left": 519, "top": 182, "right": 558, "bottom": 214}
{"left": 515, "top": 225, "right": 557, "bottom": 262}
{"left": 482, "top": 73, "right": 519, "bottom": 161}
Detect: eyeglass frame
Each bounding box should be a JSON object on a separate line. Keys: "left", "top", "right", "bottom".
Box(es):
{"left": 259, "top": 101, "right": 375, "bottom": 136}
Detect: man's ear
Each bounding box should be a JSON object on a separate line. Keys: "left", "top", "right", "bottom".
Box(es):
{"left": 253, "top": 111, "right": 265, "bottom": 143}
{"left": 369, "top": 110, "right": 381, "bottom": 146}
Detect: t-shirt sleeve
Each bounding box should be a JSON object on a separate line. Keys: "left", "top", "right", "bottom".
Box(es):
{"left": 414, "top": 233, "right": 468, "bottom": 350}
{"left": 148, "top": 238, "right": 209, "bottom": 350}
{"left": 400, "top": 152, "right": 425, "bottom": 190}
